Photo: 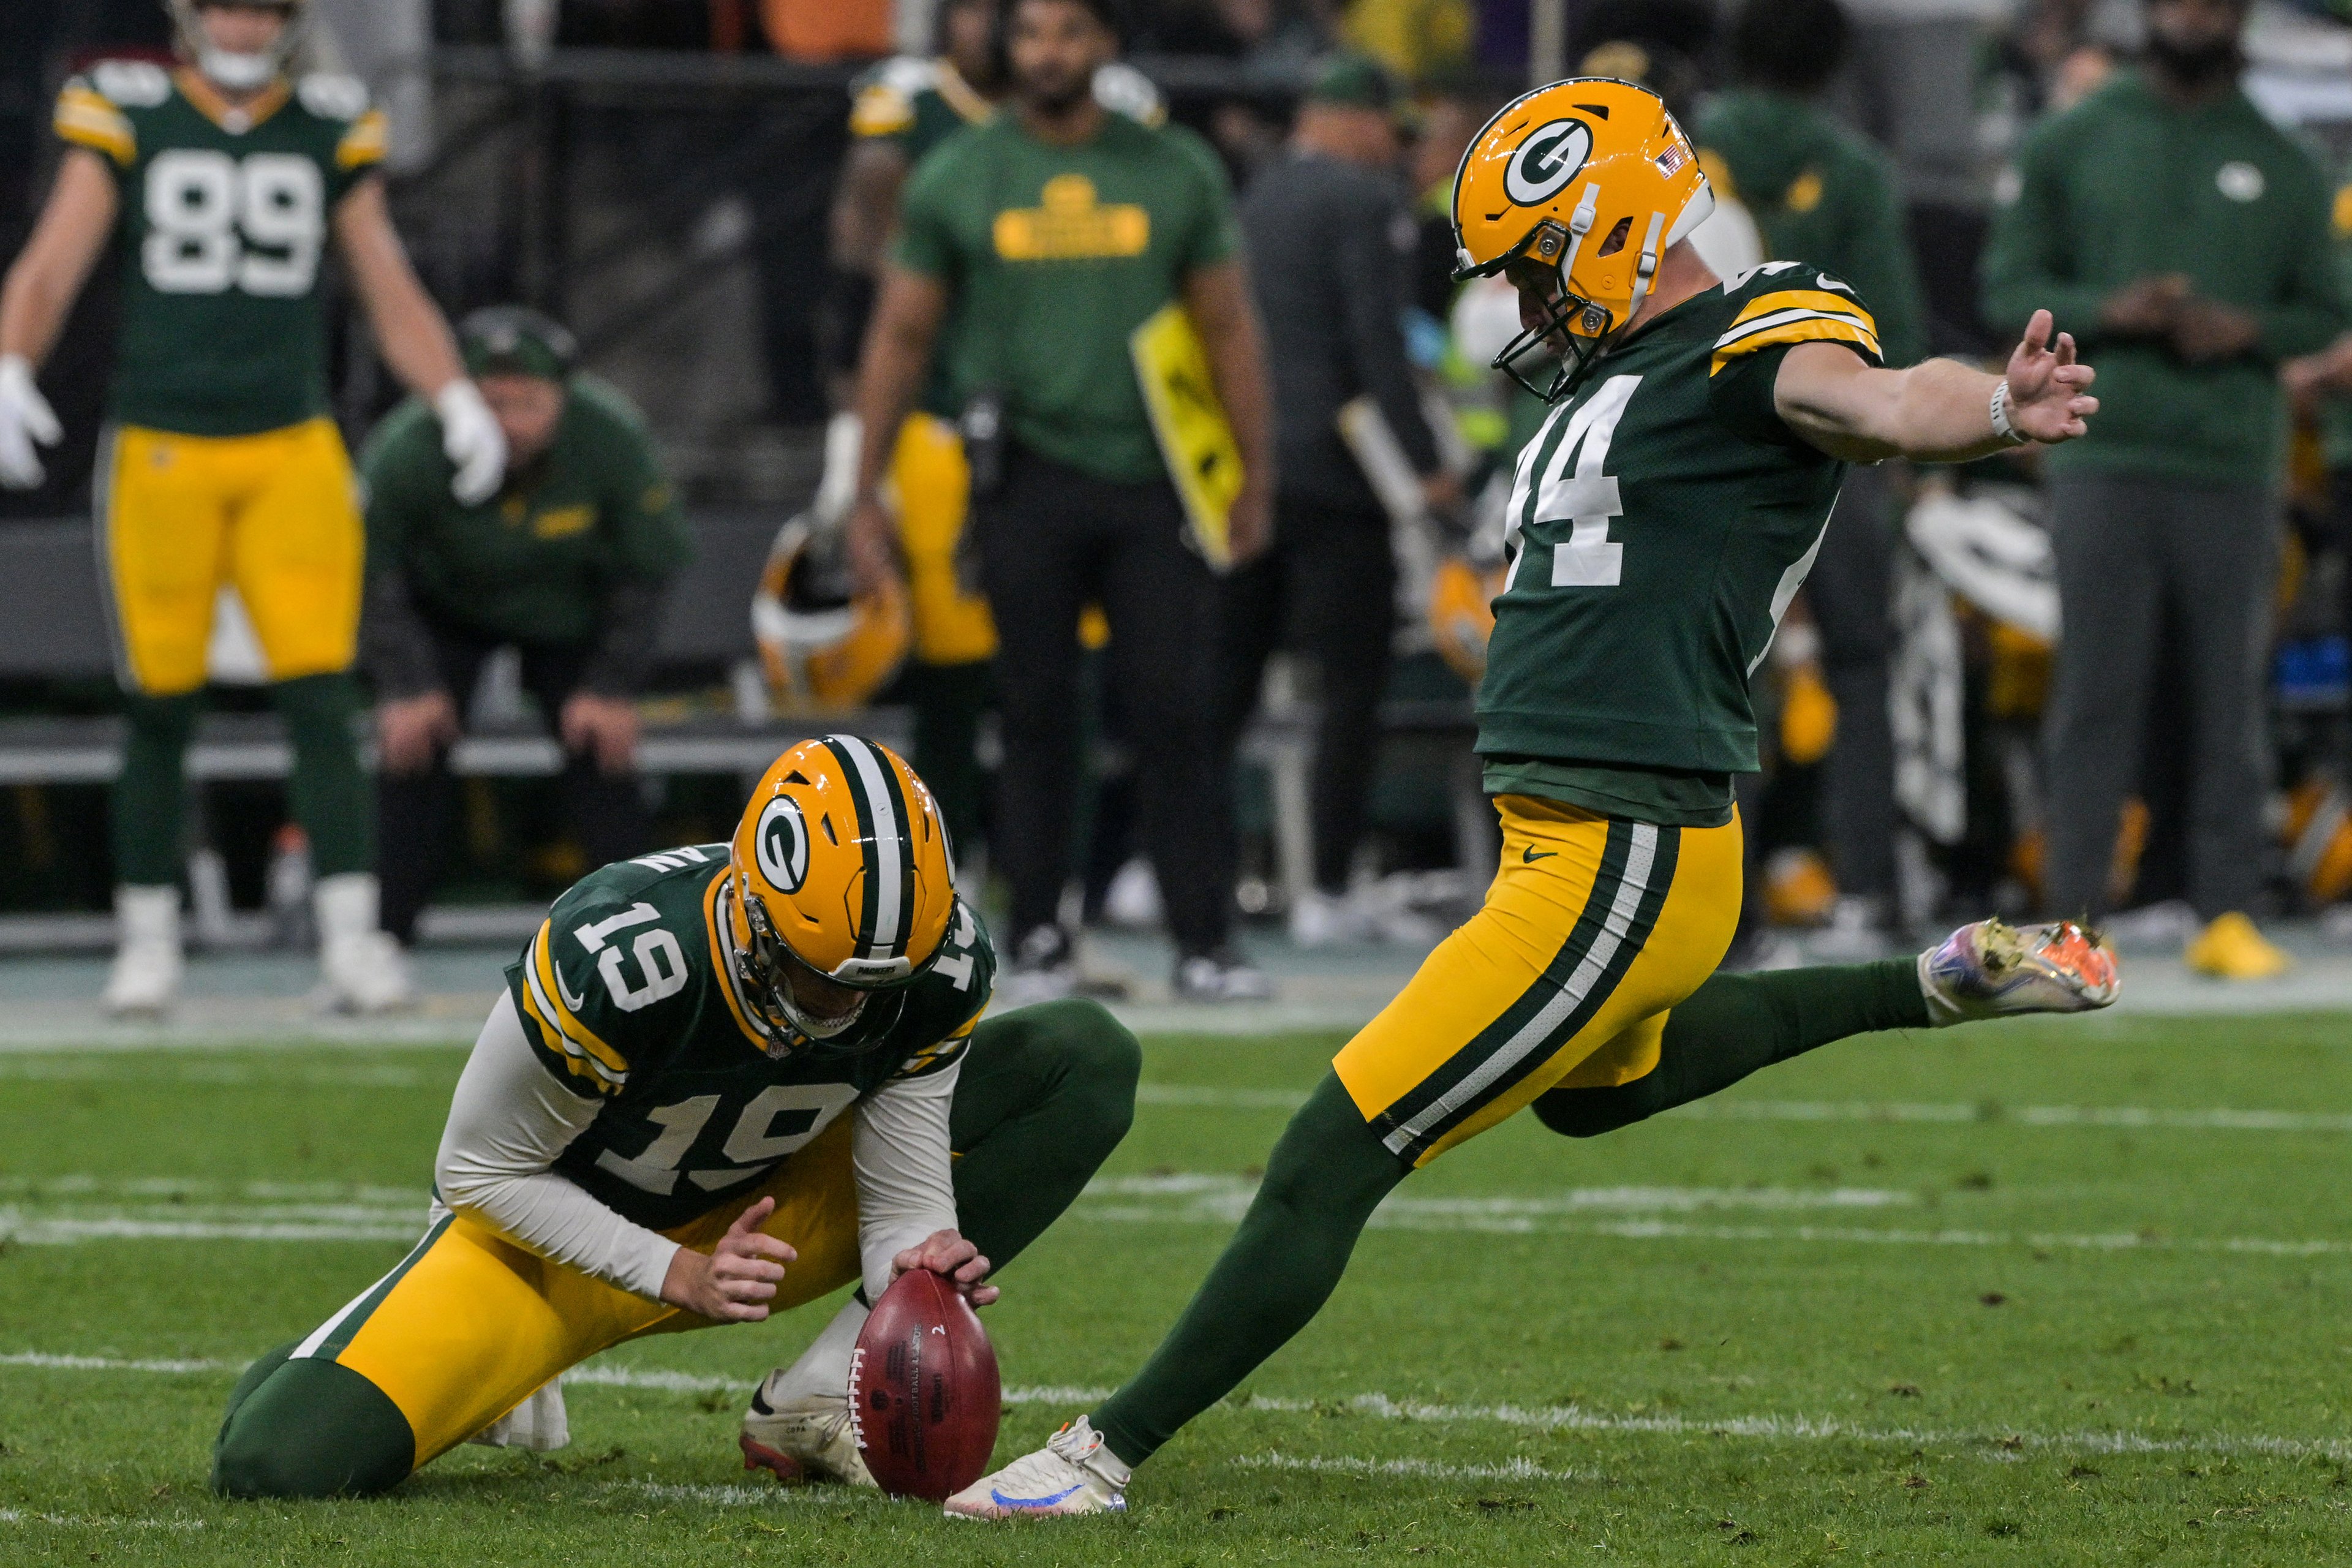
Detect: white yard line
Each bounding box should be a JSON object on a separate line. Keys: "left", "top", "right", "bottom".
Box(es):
{"left": 1137, "top": 1083, "right": 2352, "bottom": 1133}
{"left": 1230, "top": 1451, "right": 1588, "bottom": 1483}
{"left": 0, "top": 1510, "right": 204, "bottom": 1529}
{"left": 10, "top": 1351, "right": 2352, "bottom": 1469}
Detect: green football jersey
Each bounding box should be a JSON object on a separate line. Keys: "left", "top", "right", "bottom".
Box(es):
{"left": 506, "top": 846, "right": 995, "bottom": 1232}
{"left": 55, "top": 62, "right": 386, "bottom": 437}
{"left": 1477, "top": 262, "right": 1883, "bottom": 790}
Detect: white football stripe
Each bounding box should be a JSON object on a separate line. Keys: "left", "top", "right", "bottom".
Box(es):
{"left": 833, "top": 734, "right": 903, "bottom": 956}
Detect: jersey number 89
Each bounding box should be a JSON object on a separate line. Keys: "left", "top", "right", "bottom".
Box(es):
{"left": 142, "top": 149, "right": 323, "bottom": 297}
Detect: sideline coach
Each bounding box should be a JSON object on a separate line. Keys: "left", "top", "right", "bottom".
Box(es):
{"left": 849, "top": 0, "right": 1276, "bottom": 1003}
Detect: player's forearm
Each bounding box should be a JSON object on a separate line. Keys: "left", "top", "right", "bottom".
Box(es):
{"left": 435, "top": 993, "right": 681, "bottom": 1299}
{"left": 850, "top": 1061, "right": 962, "bottom": 1300}
{"left": 1186, "top": 263, "right": 1276, "bottom": 504}
{"left": 1879, "top": 358, "right": 2021, "bottom": 464}
{"left": 850, "top": 270, "right": 940, "bottom": 502}
{"left": 0, "top": 154, "right": 116, "bottom": 364}
{"left": 336, "top": 183, "right": 466, "bottom": 397}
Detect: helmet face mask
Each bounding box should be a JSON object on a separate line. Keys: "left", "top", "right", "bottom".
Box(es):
{"left": 1450, "top": 78, "right": 1713, "bottom": 404}
{"left": 168, "top": 0, "right": 309, "bottom": 92}
{"left": 730, "top": 879, "right": 873, "bottom": 1055}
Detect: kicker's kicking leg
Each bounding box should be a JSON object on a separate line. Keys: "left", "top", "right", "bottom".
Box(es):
{"left": 1534, "top": 920, "right": 2117, "bottom": 1139}
{"left": 742, "top": 998, "right": 1142, "bottom": 1486}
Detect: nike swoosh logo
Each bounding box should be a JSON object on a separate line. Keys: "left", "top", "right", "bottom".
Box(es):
{"left": 1523, "top": 846, "right": 1558, "bottom": 863}
{"left": 993, "top": 1485, "right": 1082, "bottom": 1509}
{"left": 556, "top": 965, "right": 587, "bottom": 1012}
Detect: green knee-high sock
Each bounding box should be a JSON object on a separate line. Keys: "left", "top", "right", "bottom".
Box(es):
{"left": 212, "top": 1343, "right": 415, "bottom": 1499}
{"left": 272, "top": 673, "right": 372, "bottom": 877}
{"left": 949, "top": 997, "right": 1140, "bottom": 1272}
{"left": 112, "top": 692, "right": 201, "bottom": 885}
{"left": 1091, "top": 1073, "right": 1407, "bottom": 1468}
{"left": 1534, "top": 959, "right": 1930, "bottom": 1138}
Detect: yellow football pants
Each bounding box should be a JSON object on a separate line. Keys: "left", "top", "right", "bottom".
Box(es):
{"left": 1335, "top": 794, "right": 1743, "bottom": 1166}
{"left": 96, "top": 419, "right": 364, "bottom": 695}
{"left": 290, "top": 1117, "right": 864, "bottom": 1471}
{"left": 890, "top": 413, "right": 998, "bottom": 666}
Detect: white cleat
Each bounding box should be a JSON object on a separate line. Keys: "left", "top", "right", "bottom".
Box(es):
{"left": 740, "top": 1381, "right": 875, "bottom": 1488}
{"left": 103, "top": 884, "right": 183, "bottom": 1017}
{"left": 313, "top": 873, "right": 417, "bottom": 1014}
{"left": 1918, "top": 917, "right": 2119, "bottom": 1025}
{"left": 942, "top": 1415, "right": 1129, "bottom": 1520}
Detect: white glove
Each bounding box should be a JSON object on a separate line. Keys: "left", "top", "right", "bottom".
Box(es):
{"left": 434, "top": 379, "right": 508, "bottom": 505}
{"left": 0, "top": 355, "right": 64, "bottom": 491}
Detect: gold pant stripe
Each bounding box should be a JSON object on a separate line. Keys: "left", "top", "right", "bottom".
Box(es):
{"left": 1334, "top": 794, "right": 1743, "bottom": 1166}
{"left": 304, "top": 1115, "right": 864, "bottom": 1468}
{"left": 95, "top": 419, "right": 363, "bottom": 695}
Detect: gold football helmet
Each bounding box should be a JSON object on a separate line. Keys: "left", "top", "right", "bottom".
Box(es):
{"left": 725, "top": 736, "right": 955, "bottom": 1054}
{"left": 1451, "top": 77, "right": 1713, "bottom": 401}
{"left": 752, "top": 510, "right": 912, "bottom": 713}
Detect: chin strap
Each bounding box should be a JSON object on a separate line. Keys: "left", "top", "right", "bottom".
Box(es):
{"left": 1550, "top": 183, "right": 1602, "bottom": 318}
{"left": 1621, "top": 211, "right": 1668, "bottom": 328}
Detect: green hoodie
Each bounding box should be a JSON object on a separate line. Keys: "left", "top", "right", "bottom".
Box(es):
{"left": 1980, "top": 70, "right": 2343, "bottom": 489}
{"left": 1696, "top": 88, "right": 1928, "bottom": 368}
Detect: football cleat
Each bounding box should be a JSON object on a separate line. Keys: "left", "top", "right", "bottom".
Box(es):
{"left": 102, "top": 884, "right": 183, "bottom": 1017}
{"left": 314, "top": 874, "right": 416, "bottom": 1014}
{"left": 995, "top": 924, "right": 1079, "bottom": 1008}
{"left": 2184, "top": 911, "right": 2291, "bottom": 981}
{"left": 740, "top": 1382, "right": 875, "bottom": 1488}
{"left": 1173, "top": 948, "right": 1275, "bottom": 1003}
{"left": 1918, "top": 917, "right": 2118, "bottom": 1025}
{"left": 941, "top": 1416, "right": 1128, "bottom": 1520}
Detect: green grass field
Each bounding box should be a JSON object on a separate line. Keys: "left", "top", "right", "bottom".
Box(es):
{"left": 6, "top": 1011, "right": 2352, "bottom": 1564}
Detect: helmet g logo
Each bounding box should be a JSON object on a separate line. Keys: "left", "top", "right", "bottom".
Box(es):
{"left": 755, "top": 796, "right": 809, "bottom": 892}
{"left": 1504, "top": 119, "right": 1593, "bottom": 206}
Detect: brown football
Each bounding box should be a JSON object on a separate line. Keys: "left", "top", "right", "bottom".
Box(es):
{"left": 847, "top": 1268, "right": 1002, "bottom": 1500}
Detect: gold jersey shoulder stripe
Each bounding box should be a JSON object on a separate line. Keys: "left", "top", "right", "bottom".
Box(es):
{"left": 1730, "top": 288, "right": 1880, "bottom": 337}
{"left": 336, "top": 108, "right": 388, "bottom": 171}
{"left": 850, "top": 83, "right": 916, "bottom": 137}
{"left": 519, "top": 921, "right": 631, "bottom": 1091}
{"left": 55, "top": 87, "right": 135, "bottom": 165}
{"left": 1710, "top": 312, "right": 1883, "bottom": 377}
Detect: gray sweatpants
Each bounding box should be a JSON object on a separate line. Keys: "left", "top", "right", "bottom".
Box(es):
{"left": 2041, "top": 471, "right": 2280, "bottom": 922}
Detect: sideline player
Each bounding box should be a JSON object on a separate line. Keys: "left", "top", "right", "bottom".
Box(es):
{"left": 213, "top": 734, "right": 1140, "bottom": 1497}
{"left": 0, "top": 0, "right": 506, "bottom": 1014}
{"left": 820, "top": 0, "right": 1166, "bottom": 856}
{"left": 946, "top": 77, "right": 2115, "bottom": 1517}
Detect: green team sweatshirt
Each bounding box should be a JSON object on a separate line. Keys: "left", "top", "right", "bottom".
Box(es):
{"left": 1980, "top": 70, "right": 2343, "bottom": 489}
{"left": 1696, "top": 88, "right": 1929, "bottom": 368}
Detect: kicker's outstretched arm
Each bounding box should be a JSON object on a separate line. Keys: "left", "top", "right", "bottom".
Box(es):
{"left": 1774, "top": 307, "right": 2098, "bottom": 465}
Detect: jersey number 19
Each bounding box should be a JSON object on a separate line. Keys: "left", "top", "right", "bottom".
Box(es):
{"left": 143, "top": 149, "right": 323, "bottom": 297}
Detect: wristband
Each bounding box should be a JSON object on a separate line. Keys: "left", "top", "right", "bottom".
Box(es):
{"left": 1989, "top": 380, "right": 2030, "bottom": 447}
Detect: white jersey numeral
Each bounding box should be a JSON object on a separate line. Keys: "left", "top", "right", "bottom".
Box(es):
{"left": 1505, "top": 373, "right": 1643, "bottom": 592}
{"left": 598, "top": 927, "right": 688, "bottom": 1012}
{"left": 594, "top": 1084, "right": 861, "bottom": 1196}
{"left": 932, "top": 902, "right": 980, "bottom": 992}
{"left": 140, "top": 149, "right": 324, "bottom": 297}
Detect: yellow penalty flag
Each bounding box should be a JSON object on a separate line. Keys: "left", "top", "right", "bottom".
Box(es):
{"left": 1130, "top": 302, "right": 1243, "bottom": 570}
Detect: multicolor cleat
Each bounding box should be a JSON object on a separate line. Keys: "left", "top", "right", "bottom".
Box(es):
{"left": 1918, "top": 918, "right": 2119, "bottom": 1025}
{"left": 942, "top": 1416, "right": 1129, "bottom": 1520}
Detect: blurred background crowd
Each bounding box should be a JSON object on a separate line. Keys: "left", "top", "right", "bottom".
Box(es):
{"left": 8, "top": 0, "right": 2352, "bottom": 1004}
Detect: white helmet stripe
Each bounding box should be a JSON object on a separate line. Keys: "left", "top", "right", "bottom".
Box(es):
{"left": 834, "top": 734, "right": 905, "bottom": 957}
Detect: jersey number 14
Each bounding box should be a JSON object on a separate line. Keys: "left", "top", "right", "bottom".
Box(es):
{"left": 143, "top": 149, "right": 323, "bottom": 297}
{"left": 1506, "top": 374, "right": 1642, "bottom": 592}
